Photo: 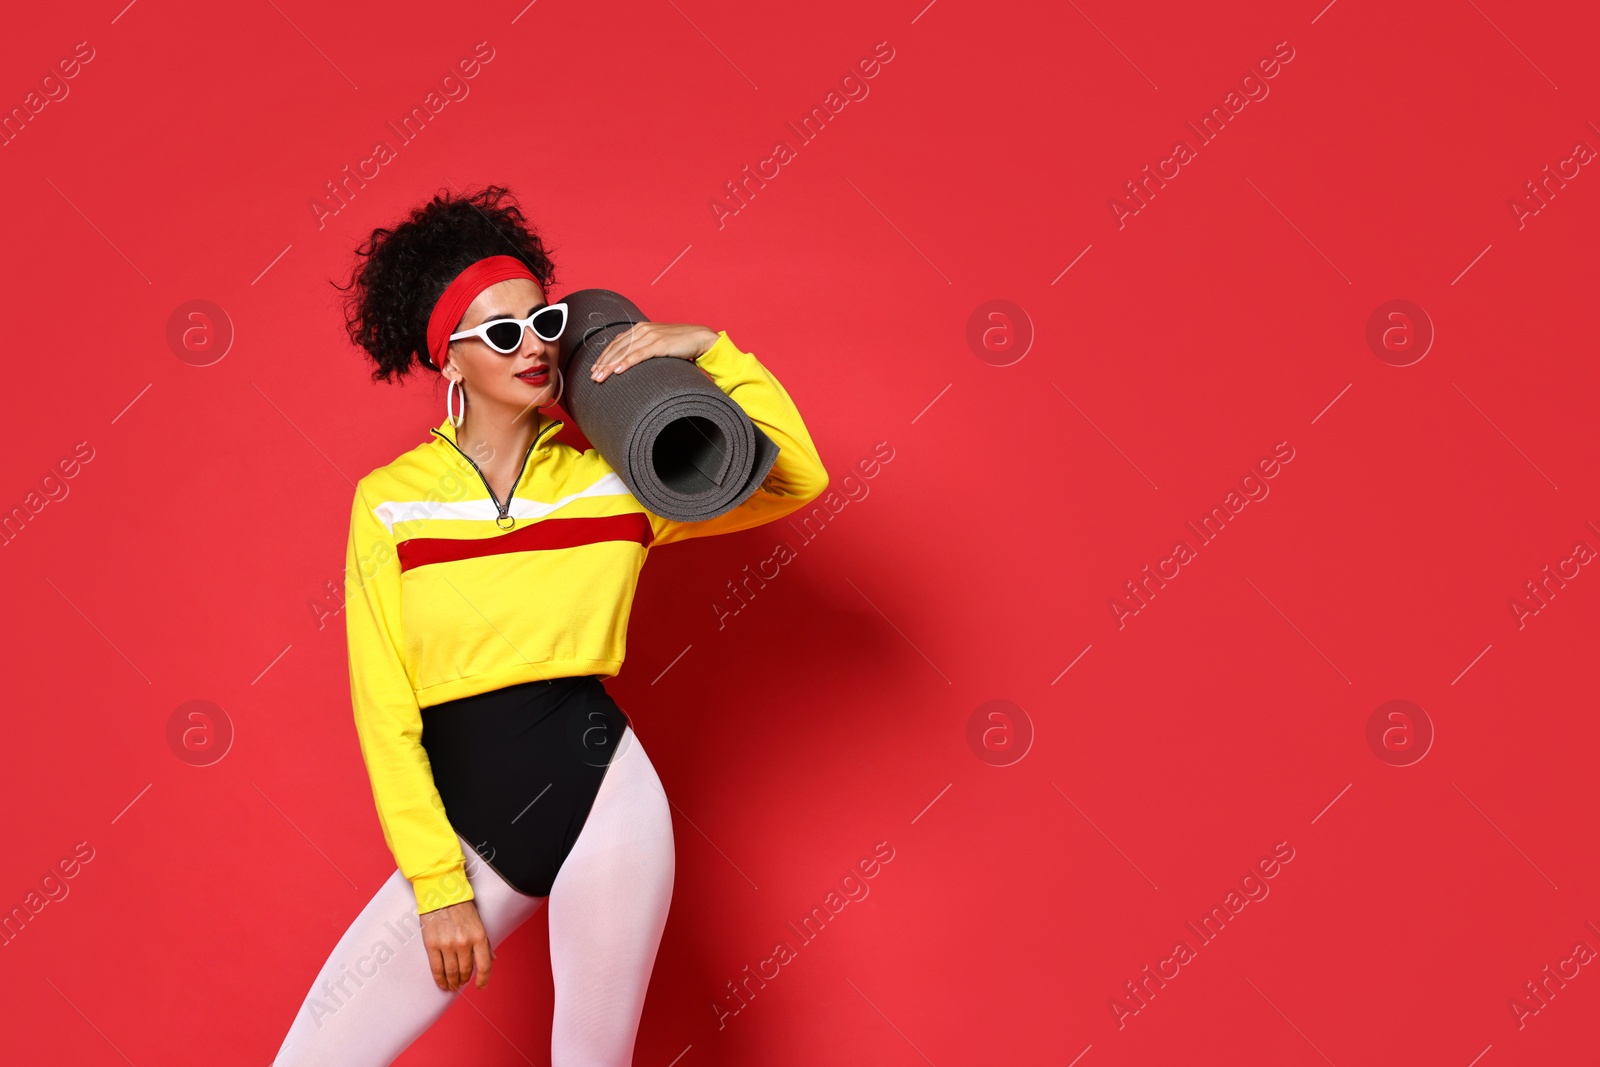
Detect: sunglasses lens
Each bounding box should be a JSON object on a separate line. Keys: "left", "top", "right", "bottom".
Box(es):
{"left": 484, "top": 322, "right": 523, "bottom": 352}
{"left": 532, "top": 305, "right": 566, "bottom": 341}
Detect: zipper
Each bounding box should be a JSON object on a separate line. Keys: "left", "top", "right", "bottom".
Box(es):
{"left": 431, "top": 418, "right": 562, "bottom": 530}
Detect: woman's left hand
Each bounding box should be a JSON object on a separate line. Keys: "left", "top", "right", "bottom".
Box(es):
{"left": 590, "top": 323, "right": 719, "bottom": 382}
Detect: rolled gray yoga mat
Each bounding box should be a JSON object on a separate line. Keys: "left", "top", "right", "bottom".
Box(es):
{"left": 554, "top": 289, "right": 779, "bottom": 523}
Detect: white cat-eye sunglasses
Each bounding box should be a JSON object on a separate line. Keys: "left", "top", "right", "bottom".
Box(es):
{"left": 450, "top": 302, "right": 568, "bottom": 354}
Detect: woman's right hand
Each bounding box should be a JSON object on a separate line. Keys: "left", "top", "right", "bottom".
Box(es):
{"left": 418, "top": 898, "right": 494, "bottom": 992}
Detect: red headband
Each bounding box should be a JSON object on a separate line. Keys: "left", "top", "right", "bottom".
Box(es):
{"left": 424, "top": 254, "right": 539, "bottom": 369}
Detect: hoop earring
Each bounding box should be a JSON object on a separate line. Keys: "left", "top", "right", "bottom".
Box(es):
{"left": 549, "top": 364, "right": 565, "bottom": 407}
{"left": 447, "top": 378, "right": 465, "bottom": 428}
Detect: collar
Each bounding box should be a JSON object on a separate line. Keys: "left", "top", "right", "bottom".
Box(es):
{"left": 429, "top": 410, "right": 565, "bottom": 454}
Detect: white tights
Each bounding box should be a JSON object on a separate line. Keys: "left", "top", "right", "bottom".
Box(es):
{"left": 272, "top": 726, "right": 675, "bottom": 1066}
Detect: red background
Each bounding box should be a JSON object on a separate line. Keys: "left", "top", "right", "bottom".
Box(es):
{"left": 3, "top": 1, "right": 1598, "bottom": 1063}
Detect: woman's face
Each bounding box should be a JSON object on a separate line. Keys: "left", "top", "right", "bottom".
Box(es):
{"left": 441, "top": 277, "right": 560, "bottom": 418}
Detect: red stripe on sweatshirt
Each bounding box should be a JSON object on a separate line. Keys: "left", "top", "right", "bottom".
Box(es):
{"left": 397, "top": 512, "right": 654, "bottom": 572}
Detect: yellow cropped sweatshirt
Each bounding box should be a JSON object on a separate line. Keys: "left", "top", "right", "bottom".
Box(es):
{"left": 344, "top": 331, "right": 828, "bottom": 913}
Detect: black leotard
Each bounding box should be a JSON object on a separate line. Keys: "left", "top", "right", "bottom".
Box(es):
{"left": 419, "top": 675, "right": 631, "bottom": 897}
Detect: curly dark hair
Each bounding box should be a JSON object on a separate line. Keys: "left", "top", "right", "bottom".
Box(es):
{"left": 335, "top": 184, "right": 559, "bottom": 382}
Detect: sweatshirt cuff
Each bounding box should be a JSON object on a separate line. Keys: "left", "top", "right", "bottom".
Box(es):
{"left": 411, "top": 865, "right": 476, "bottom": 914}
{"left": 692, "top": 330, "right": 741, "bottom": 372}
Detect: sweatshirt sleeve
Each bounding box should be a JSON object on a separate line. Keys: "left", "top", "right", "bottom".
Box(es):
{"left": 646, "top": 331, "right": 829, "bottom": 547}
{"left": 345, "top": 480, "right": 475, "bottom": 914}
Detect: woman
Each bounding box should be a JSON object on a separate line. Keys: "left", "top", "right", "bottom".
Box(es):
{"left": 273, "top": 185, "right": 829, "bottom": 1065}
